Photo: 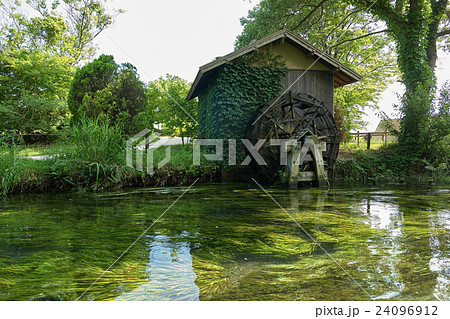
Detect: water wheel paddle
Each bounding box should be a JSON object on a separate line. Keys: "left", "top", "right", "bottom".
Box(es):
{"left": 246, "top": 91, "right": 340, "bottom": 187}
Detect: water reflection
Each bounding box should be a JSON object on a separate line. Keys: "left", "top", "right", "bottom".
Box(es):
{"left": 0, "top": 185, "right": 448, "bottom": 301}
{"left": 356, "top": 196, "right": 406, "bottom": 300}
{"left": 116, "top": 234, "right": 199, "bottom": 301}
{"left": 428, "top": 209, "right": 450, "bottom": 300}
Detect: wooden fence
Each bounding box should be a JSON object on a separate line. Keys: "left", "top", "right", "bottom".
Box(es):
{"left": 349, "top": 131, "right": 396, "bottom": 149}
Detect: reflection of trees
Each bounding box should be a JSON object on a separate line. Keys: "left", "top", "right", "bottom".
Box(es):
{"left": 350, "top": 189, "right": 450, "bottom": 301}
{"left": 355, "top": 196, "right": 406, "bottom": 300}
{"left": 1, "top": 186, "right": 448, "bottom": 301}
{"left": 116, "top": 235, "right": 199, "bottom": 301}
{"left": 393, "top": 190, "right": 447, "bottom": 300}
{"left": 428, "top": 210, "right": 450, "bottom": 300}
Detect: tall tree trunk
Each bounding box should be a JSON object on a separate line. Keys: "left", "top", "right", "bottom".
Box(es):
{"left": 426, "top": 0, "right": 449, "bottom": 70}
{"left": 426, "top": 37, "right": 438, "bottom": 70}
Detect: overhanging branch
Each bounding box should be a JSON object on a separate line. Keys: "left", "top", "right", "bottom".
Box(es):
{"left": 290, "top": 0, "right": 328, "bottom": 32}
{"left": 329, "top": 29, "right": 389, "bottom": 49}
{"left": 437, "top": 29, "right": 450, "bottom": 37}
{"left": 352, "top": 0, "right": 406, "bottom": 27}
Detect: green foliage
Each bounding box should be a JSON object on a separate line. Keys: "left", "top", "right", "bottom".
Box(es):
{"left": 66, "top": 116, "right": 124, "bottom": 165}
{"left": 0, "top": 118, "right": 220, "bottom": 196}
{"left": 427, "top": 81, "right": 450, "bottom": 161}
{"left": 0, "top": 50, "right": 74, "bottom": 101}
{"left": 393, "top": 80, "right": 450, "bottom": 160}
{"left": 0, "top": 0, "right": 122, "bottom": 138}
{"left": 0, "top": 157, "right": 50, "bottom": 197}
{"left": 0, "top": 135, "right": 52, "bottom": 196}
{"left": 68, "top": 54, "right": 118, "bottom": 117}
{"left": 239, "top": 47, "right": 286, "bottom": 68}
{"left": 0, "top": 0, "right": 122, "bottom": 64}
{"left": 198, "top": 62, "right": 287, "bottom": 140}
{"left": 0, "top": 49, "right": 73, "bottom": 134}
{"left": 68, "top": 55, "right": 148, "bottom": 134}
{"left": 236, "top": 0, "right": 397, "bottom": 135}
{"left": 0, "top": 0, "right": 120, "bottom": 135}
{"left": 333, "top": 96, "right": 366, "bottom": 142}
{"left": 147, "top": 74, "right": 198, "bottom": 143}
{"left": 335, "top": 143, "right": 449, "bottom": 184}
{"left": 336, "top": 147, "right": 410, "bottom": 183}
{"left": 0, "top": 95, "right": 68, "bottom": 135}
{"left": 0, "top": 135, "right": 15, "bottom": 184}
{"left": 61, "top": 0, "right": 123, "bottom": 63}
{"left": 349, "top": 0, "right": 449, "bottom": 157}
{"left": 397, "top": 82, "right": 435, "bottom": 155}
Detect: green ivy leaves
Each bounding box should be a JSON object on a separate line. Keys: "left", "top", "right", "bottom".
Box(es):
{"left": 197, "top": 62, "right": 287, "bottom": 141}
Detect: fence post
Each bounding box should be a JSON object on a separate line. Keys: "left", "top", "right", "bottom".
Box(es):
{"left": 145, "top": 131, "right": 150, "bottom": 151}
{"left": 367, "top": 132, "right": 371, "bottom": 150}
{"left": 357, "top": 131, "right": 360, "bottom": 146}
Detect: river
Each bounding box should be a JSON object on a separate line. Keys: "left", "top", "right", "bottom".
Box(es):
{"left": 0, "top": 184, "right": 448, "bottom": 301}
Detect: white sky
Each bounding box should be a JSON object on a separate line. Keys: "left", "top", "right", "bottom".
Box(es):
{"left": 95, "top": 0, "right": 450, "bottom": 131}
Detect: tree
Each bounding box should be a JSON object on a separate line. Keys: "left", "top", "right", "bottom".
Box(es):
{"left": 0, "top": 0, "right": 120, "bottom": 134}
{"left": 0, "top": 0, "right": 122, "bottom": 64}
{"left": 147, "top": 75, "right": 198, "bottom": 146}
{"left": 0, "top": 40, "right": 73, "bottom": 135}
{"left": 0, "top": 95, "right": 68, "bottom": 135}
{"left": 349, "top": 0, "right": 450, "bottom": 152}
{"left": 61, "top": 0, "right": 122, "bottom": 63}
{"left": 68, "top": 55, "right": 147, "bottom": 135}
{"left": 236, "top": 0, "right": 398, "bottom": 137}
{"left": 68, "top": 54, "right": 118, "bottom": 118}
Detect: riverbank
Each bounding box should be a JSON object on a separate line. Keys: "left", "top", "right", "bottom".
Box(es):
{"left": 0, "top": 143, "right": 220, "bottom": 197}
{"left": 335, "top": 143, "right": 450, "bottom": 184}
{"left": 1, "top": 138, "right": 448, "bottom": 197}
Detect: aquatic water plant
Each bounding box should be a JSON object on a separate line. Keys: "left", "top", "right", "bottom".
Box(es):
{"left": 0, "top": 186, "right": 448, "bottom": 300}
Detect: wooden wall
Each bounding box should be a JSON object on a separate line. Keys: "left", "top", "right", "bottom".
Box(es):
{"left": 281, "top": 70, "right": 334, "bottom": 113}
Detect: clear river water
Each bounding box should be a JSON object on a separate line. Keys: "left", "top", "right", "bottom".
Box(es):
{"left": 0, "top": 184, "right": 448, "bottom": 301}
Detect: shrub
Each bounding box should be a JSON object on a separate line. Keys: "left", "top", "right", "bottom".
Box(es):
{"left": 68, "top": 55, "right": 147, "bottom": 135}
{"left": 66, "top": 116, "right": 124, "bottom": 165}
{"left": 335, "top": 143, "right": 449, "bottom": 184}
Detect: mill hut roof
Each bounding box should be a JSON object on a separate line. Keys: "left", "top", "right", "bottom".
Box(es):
{"left": 376, "top": 119, "right": 401, "bottom": 132}
{"left": 187, "top": 29, "right": 362, "bottom": 101}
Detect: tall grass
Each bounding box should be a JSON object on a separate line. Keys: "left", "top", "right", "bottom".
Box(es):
{"left": 1, "top": 135, "right": 52, "bottom": 196}
{"left": 1, "top": 135, "right": 15, "bottom": 196}
{"left": 1, "top": 117, "right": 127, "bottom": 196}
{"left": 0, "top": 135, "right": 14, "bottom": 168}
{"left": 335, "top": 143, "right": 449, "bottom": 184}
{"left": 0, "top": 118, "right": 219, "bottom": 196}
{"left": 66, "top": 116, "right": 124, "bottom": 165}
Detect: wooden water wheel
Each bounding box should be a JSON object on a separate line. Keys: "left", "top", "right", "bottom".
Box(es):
{"left": 246, "top": 91, "right": 340, "bottom": 186}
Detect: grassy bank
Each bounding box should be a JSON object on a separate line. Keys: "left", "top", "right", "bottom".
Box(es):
{"left": 0, "top": 119, "right": 220, "bottom": 197}
{"left": 334, "top": 143, "right": 450, "bottom": 184}
{"left": 2, "top": 118, "right": 448, "bottom": 197}
{"left": 0, "top": 145, "right": 220, "bottom": 197}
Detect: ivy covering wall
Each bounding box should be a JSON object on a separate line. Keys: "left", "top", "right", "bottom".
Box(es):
{"left": 197, "top": 62, "right": 287, "bottom": 140}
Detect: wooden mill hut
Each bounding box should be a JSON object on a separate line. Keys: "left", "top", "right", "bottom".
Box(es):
{"left": 187, "top": 29, "right": 361, "bottom": 187}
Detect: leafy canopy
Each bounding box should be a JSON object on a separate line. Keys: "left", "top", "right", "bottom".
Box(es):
{"left": 236, "top": 0, "right": 398, "bottom": 136}
{"left": 68, "top": 55, "right": 147, "bottom": 135}
{"left": 0, "top": 0, "right": 122, "bottom": 64}
{"left": 147, "top": 75, "right": 198, "bottom": 143}
{"left": 349, "top": 0, "right": 450, "bottom": 155}
{"left": 0, "top": 0, "right": 121, "bottom": 134}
